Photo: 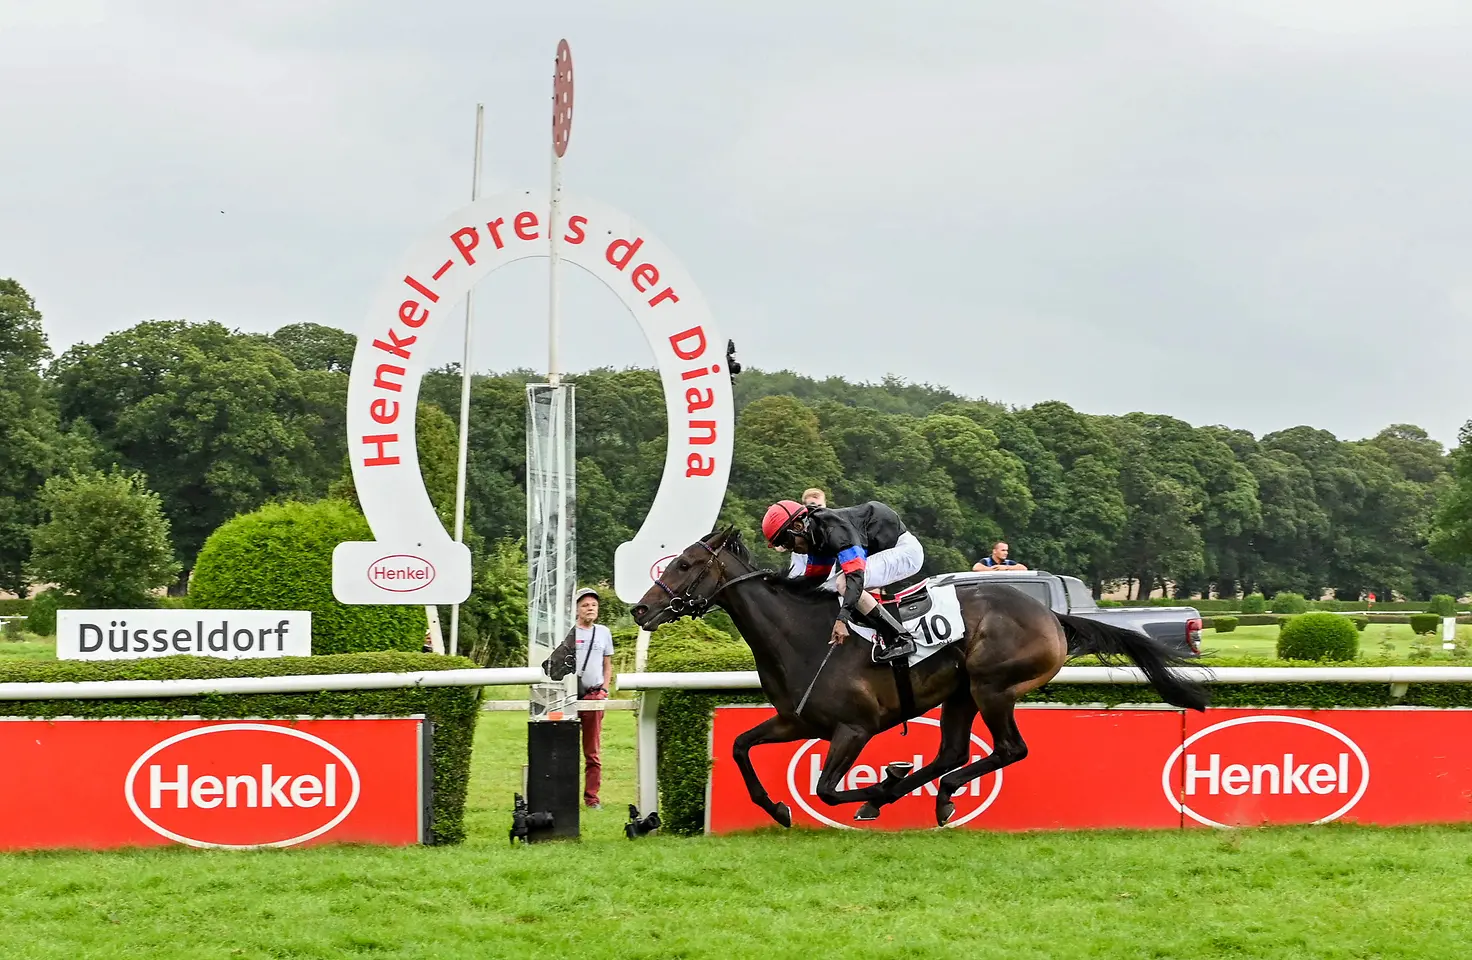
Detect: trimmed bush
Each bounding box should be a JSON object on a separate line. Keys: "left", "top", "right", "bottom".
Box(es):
{"left": 1410, "top": 613, "right": 1441, "bottom": 636}
{"left": 1213, "top": 616, "right": 1239, "bottom": 633}
{"left": 0, "top": 599, "right": 29, "bottom": 617}
{"left": 190, "top": 500, "right": 425, "bottom": 655}
{"left": 22, "top": 588, "right": 80, "bottom": 637}
{"left": 0, "top": 651, "right": 481, "bottom": 843}
{"left": 1429, "top": 595, "right": 1458, "bottom": 617}
{"left": 1352, "top": 616, "right": 1370, "bottom": 632}
{"left": 1277, "top": 612, "right": 1359, "bottom": 662}
{"left": 1240, "top": 594, "right": 1267, "bottom": 614}
{"left": 1270, "top": 592, "right": 1308, "bottom": 615}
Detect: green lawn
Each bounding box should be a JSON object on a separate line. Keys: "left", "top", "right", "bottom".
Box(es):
{"left": 0, "top": 712, "right": 1471, "bottom": 957}
{"left": 1198, "top": 623, "right": 1471, "bottom": 660}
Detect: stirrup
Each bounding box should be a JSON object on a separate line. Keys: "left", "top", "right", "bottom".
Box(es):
{"left": 864, "top": 606, "right": 916, "bottom": 662}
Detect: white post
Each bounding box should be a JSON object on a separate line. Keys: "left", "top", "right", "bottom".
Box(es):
{"left": 634, "top": 628, "right": 652, "bottom": 672}
{"left": 636, "top": 690, "right": 661, "bottom": 814}
{"left": 448, "top": 102, "right": 485, "bottom": 659}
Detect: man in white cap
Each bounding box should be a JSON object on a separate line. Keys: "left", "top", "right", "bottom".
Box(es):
{"left": 571, "top": 586, "right": 615, "bottom": 809}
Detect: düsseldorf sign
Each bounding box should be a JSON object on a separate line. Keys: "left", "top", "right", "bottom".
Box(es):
{"left": 335, "top": 190, "right": 733, "bottom": 605}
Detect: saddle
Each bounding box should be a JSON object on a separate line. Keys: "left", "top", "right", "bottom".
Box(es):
{"left": 873, "top": 581, "right": 933, "bottom": 623}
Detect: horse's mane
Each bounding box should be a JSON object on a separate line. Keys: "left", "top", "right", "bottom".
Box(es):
{"left": 705, "top": 525, "right": 836, "bottom": 606}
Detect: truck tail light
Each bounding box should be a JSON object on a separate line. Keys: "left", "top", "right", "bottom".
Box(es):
{"left": 1186, "top": 618, "right": 1203, "bottom": 655}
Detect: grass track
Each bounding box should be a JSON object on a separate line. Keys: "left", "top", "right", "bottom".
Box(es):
{"left": 0, "top": 713, "right": 1470, "bottom": 958}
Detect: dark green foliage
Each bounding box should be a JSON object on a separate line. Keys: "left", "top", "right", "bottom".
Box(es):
{"left": 1270, "top": 592, "right": 1309, "bottom": 614}
{"left": 1429, "top": 595, "right": 1458, "bottom": 617}
{"left": 23, "top": 587, "right": 75, "bottom": 636}
{"left": 1213, "top": 616, "right": 1239, "bottom": 633}
{"left": 189, "top": 500, "right": 425, "bottom": 655}
{"left": 1277, "top": 612, "right": 1360, "bottom": 662}
{"left": 1240, "top": 594, "right": 1267, "bottom": 613}
{"left": 0, "top": 652, "right": 480, "bottom": 843}
{"left": 1410, "top": 614, "right": 1442, "bottom": 636}
{"left": 1352, "top": 616, "right": 1370, "bottom": 632}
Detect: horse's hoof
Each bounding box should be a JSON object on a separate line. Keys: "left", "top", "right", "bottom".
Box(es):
{"left": 772, "top": 802, "right": 792, "bottom": 829}
{"left": 883, "top": 762, "right": 914, "bottom": 783}
{"left": 854, "top": 802, "right": 881, "bottom": 821}
{"left": 936, "top": 799, "right": 956, "bottom": 827}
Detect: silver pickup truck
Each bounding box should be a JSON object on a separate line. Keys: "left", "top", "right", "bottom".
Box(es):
{"left": 923, "top": 569, "right": 1204, "bottom": 658}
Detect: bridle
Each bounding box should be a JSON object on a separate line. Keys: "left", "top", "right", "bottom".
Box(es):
{"left": 648, "top": 540, "right": 766, "bottom": 618}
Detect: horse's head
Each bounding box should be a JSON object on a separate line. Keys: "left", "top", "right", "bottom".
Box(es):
{"left": 630, "top": 526, "right": 754, "bottom": 631}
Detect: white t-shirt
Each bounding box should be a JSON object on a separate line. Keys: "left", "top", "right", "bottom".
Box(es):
{"left": 573, "top": 623, "right": 614, "bottom": 690}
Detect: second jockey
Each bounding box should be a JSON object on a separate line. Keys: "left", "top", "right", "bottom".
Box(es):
{"left": 761, "top": 499, "right": 925, "bottom": 662}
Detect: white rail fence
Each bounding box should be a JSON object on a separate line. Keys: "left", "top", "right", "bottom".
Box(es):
{"left": 616, "top": 666, "right": 1472, "bottom": 816}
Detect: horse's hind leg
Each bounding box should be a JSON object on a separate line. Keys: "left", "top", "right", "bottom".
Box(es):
{"left": 732, "top": 714, "right": 807, "bottom": 828}
{"left": 854, "top": 693, "right": 977, "bottom": 821}
{"left": 934, "top": 689, "right": 1027, "bottom": 826}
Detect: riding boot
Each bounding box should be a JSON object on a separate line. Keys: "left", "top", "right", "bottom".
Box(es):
{"left": 862, "top": 604, "right": 916, "bottom": 662}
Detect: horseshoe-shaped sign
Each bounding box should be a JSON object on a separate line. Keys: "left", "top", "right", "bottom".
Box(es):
{"left": 342, "top": 189, "right": 734, "bottom": 604}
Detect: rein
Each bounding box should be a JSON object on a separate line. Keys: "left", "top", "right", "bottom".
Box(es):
{"left": 649, "top": 542, "right": 767, "bottom": 617}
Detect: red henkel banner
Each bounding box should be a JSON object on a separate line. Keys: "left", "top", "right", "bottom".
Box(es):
{"left": 708, "top": 706, "right": 1472, "bottom": 833}
{"left": 0, "top": 717, "right": 427, "bottom": 851}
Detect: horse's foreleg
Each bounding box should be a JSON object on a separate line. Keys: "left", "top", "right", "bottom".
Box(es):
{"left": 935, "top": 688, "right": 1027, "bottom": 826}
{"left": 732, "top": 714, "right": 808, "bottom": 828}
{"left": 854, "top": 694, "right": 977, "bottom": 821}
{"left": 812, "top": 723, "right": 881, "bottom": 808}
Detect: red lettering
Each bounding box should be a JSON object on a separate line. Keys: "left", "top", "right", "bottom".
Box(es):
{"left": 399, "top": 301, "right": 428, "bottom": 328}
{"left": 606, "top": 236, "right": 643, "bottom": 270}
{"left": 514, "top": 211, "right": 539, "bottom": 241}
{"left": 371, "top": 399, "right": 400, "bottom": 424}
{"left": 632, "top": 263, "right": 660, "bottom": 293}
{"left": 670, "top": 326, "right": 707, "bottom": 360}
{"left": 362, "top": 434, "right": 400, "bottom": 467}
{"left": 404, "top": 275, "right": 439, "bottom": 303}
{"left": 451, "top": 227, "right": 480, "bottom": 264}
{"left": 486, "top": 218, "right": 506, "bottom": 249}
{"left": 648, "top": 287, "right": 680, "bottom": 308}
{"left": 564, "top": 215, "right": 587, "bottom": 244}
{"left": 689, "top": 421, "right": 717, "bottom": 445}
{"left": 681, "top": 366, "right": 711, "bottom": 381}
{"left": 372, "top": 329, "right": 416, "bottom": 361}
{"left": 686, "top": 388, "right": 714, "bottom": 412}
{"left": 686, "top": 454, "right": 716, "bottom": 477}
{"left": 374, "top": 364, "right": 406, "bottom": 393}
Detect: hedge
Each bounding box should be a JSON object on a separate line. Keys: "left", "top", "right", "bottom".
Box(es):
{"left": 1277, "top": 612, "right": 1359, "bottom": 662}
{"left": 1213, "top": 616, "right": 1238, "bottom": 633}
{"left": 649, "top": 641, "right": 1472, "bottom": 836}
{"left": 0, "top": 651, "right": 483, "bottom": 844}
{"left": 191, "top": 500, "right": 426, "bottom": 655}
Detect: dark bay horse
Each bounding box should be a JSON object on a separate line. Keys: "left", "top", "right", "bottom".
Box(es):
{"left": 630, "top": 527, "right": 1209, "bottom": 828}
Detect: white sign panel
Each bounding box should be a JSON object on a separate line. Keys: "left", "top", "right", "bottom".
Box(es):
{"left": 345, "top": 190, "right": 733, "bottom": 606}
{"left": 331, "top": 540, "right": 472, "bottom": 605}
{"left": 57, "top": 610, "right": 312, "bottom": 661}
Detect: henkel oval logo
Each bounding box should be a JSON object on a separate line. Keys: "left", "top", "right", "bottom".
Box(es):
{"left": 649, "top": 554, "right": 677, "bottom": 582}
{"left": 784, "top": 717, "right": 1002, "bottom": 830}
{"left": 125, "top": 724, "right": 362, "bottom": 849}
{"left": 367, "top": 554, "right": 436, "bottom": 593}
{"left": 1162, "top": 716, "right": 1370, "bottom": 828}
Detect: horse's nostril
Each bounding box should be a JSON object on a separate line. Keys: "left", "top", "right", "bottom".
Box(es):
{"left": 631, "top": 605, "right": 648, "bottom": 621}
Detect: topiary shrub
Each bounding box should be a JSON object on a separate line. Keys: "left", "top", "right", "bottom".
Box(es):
{"left": 1270, "top": 592, "right": 1309, "bottom": 615}
{"left": 1352, "top": 616, "right": 1370, "bottom": 632}
{"left": 1214, "top": 616, "right": 1239, "bottom": 633}
{"left": 1240, "top": 594, "right": 1267, "bottom": 614}
{"left": 1428, "top": 595, "right": 1458, "bottom": 617}
{"left": 22, "top": 588, "right": 80, "bottom": 637}
{"left": 1409, "top": 613, "right": 1441, "bottom": 636}
{"left": 190, "top": 500, "right": 425, "bottom": 655}
{"left": 649, "top": 616, "right": 749, "bottom": 661}
{"left": 1277, "top": 612, "right": 1359, "bottom": 662}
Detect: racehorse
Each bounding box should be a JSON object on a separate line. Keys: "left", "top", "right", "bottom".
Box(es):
{"left": 628, "top": 527, "right": 1209, "bottom": 828}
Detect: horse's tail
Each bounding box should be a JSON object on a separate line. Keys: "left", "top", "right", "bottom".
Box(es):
{"left": 1056, "top": 613, "right": 1210, "bottom": 711}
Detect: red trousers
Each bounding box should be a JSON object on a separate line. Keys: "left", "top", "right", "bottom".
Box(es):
{"left": 579, "top": 687, "right": 608, "bottom": 805}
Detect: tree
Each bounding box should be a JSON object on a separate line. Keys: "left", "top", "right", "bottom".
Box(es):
{"left": 50, "top": 320, "right": 334, "bottom": 587}
{"left": 26, "top": 469, "right": 180, "bottom": 607}
{"left": 267, "top": 322, "right": 356, "bottom": 374}
{"left": 456, "top": 537, "right": 530, "bottom": 666}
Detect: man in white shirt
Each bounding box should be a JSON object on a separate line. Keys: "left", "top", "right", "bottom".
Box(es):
{"left": 571, "top": 587, "right": 615, "bottom": 809}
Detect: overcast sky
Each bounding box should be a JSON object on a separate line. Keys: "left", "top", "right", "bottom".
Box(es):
{"left": 5, "top": 0, "right": 1472, "bottom": 447}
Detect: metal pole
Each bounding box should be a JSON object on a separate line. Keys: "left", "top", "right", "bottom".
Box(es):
{"left": 548, "top": 121, "right": 563, "bottom": 385}
{"left": 448, "top": 102, "right": 485, "bottom": 659}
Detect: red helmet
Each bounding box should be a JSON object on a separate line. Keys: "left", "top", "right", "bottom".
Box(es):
{"left": 762, "top": 500, "right": 808, "bottom": 545}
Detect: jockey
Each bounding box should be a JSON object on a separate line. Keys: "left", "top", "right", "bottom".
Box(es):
{"left": 761, "top": 498, "right": 924, "bottom": 662}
